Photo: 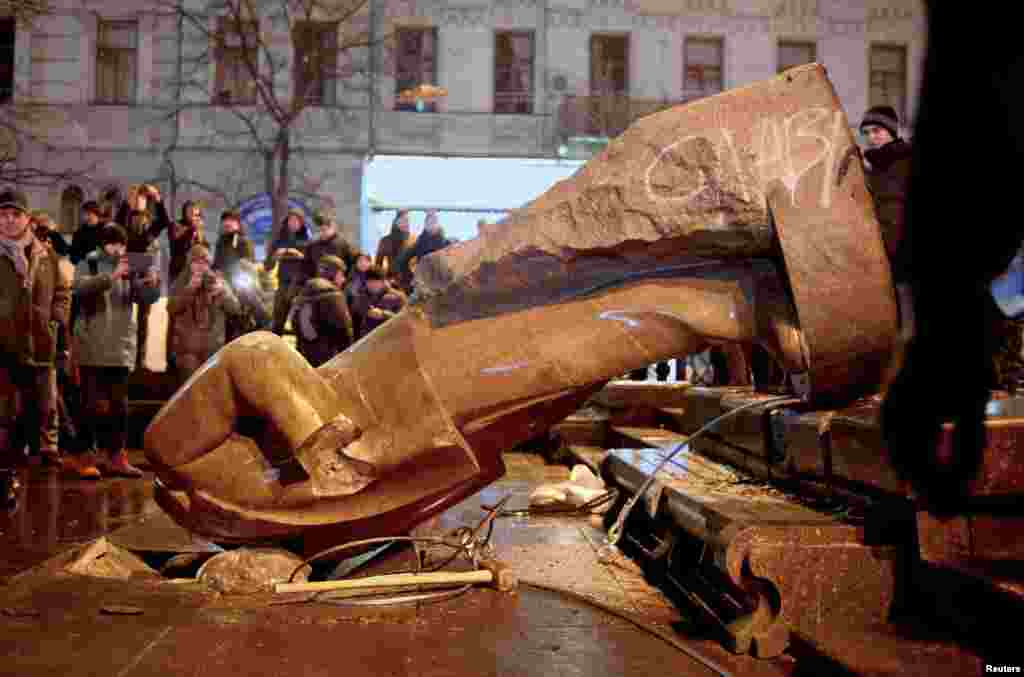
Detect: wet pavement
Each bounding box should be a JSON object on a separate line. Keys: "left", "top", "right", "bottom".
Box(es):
{"left": 0, "top": 452, "right": 987, "bottom": 676}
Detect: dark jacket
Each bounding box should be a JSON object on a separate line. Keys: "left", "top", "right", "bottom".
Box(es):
{"left": 116, "top": 199, "right": 172, "bottom": 253}
{"left": 168, "top": 220, "right": 207, "bottom": 283}
{"left": 0, "top": 236, "right": 72, "bottom": 367}
{"left": 302, "top": 233, "right": 357, "bottom": 280}
{"left": 351, "top": 284, "right": 406, "bottom": 340}
{"left": 291, "top": 277, "right": 354, "bottom": 367}
{"left": 213, "top": 232, "right": 255, "bottom": 278}
{"left": 864, "top": 138, "right": 913, "bottom": 277}
{"left": 267, "top": 224, "right": 311, "bottom": 288}
{"left": 374, "top": 227, "right": 414, "bottom": 277}
{"left": 69, "top": 223, "right": 104, "bottom": 265}
{"left": 40, "top": 230, "right": 70, "bottom": 258}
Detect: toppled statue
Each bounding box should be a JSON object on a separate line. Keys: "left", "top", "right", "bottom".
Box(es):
{"left": 144, "top": 65, "right": 898, "bottom": 552}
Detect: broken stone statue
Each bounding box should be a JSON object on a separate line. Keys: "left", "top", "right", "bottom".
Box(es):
{"left": 144, "top": 64, "right": 897, "bottom": 554}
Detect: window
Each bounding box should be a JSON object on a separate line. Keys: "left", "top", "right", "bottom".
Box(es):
{"left": 590, "top": 34, "right": 629, "bottom": 96}
{"left": 96, "top": 19, "right": 138, "bottom": 104}
{"left": 61, "top": 186, "right": 84, "bottom": 235}
{"left": 494, "top": 32, "right": 534, "bottom": 114}
{"left": 0, "top": 18, "right": 14, "bottom": 104}
{"left": 683, "top": 36, "right": 723, "bottom": 100}
{"left": 215, "top": 18, "right": 259, "bottom": 105}
{"left": 778, "top": 41, "right": 816, "bottom": 74}
{"left": 294, "top": 21, "right": 338, "bottom": 106}
{"left": 870, "top": 44, "right": 907, "bottom": 123}
{"left": 394, "top": 28, "right": 437, "bottom": 112}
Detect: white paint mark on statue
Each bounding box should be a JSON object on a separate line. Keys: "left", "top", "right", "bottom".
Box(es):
{"left": 643, "top": 106, "right": 850, "bottom": 210}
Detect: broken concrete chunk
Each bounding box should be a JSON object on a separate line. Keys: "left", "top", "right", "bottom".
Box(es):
{"left": 197, "top": 548, "right": 311, "bottom": 595}
{"left": 570, "top": 465, "right": 605, "bottom": 491}
{"left": 65, "top": 538, "right": 161, "bottom": 580}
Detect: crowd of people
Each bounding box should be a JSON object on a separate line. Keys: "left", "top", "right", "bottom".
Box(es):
{"left": 0, "top": 186, "right": 454, "bottom": 505}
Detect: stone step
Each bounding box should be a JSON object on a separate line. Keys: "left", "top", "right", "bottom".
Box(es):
{"left": 609, "top": 425, "right": 689, "bottom": 451}
{"left": 604, "top": 446, "right": 904, "bottom": 659}
{"left": 589, "top": 381, "right": 691, "bottom": 410}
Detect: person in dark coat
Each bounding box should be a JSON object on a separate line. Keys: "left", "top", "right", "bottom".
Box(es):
{"left": 0, "top": 189, "right": 72, "bottom": 508}
{"left": 303, "top": 210, "right": 357, "bottom": 279}
{"left": 116, "top": 184, "right": 172, "bottom": 254}
{"left": 860, "top": 106, "right": 913, "bottom": 279}
{"left": 69, "top": 201, "right": 105, "bottom": 265}
{"left": 212, "top": 209, "right": 254, "bottom": 279}
{"left": 168, "top": 200, "right": 208, "bottom": 284}
{"left": 374, "top": 210, "right": 415, "bottom": 285}
{"left": 267, "top": 208, "right": 311, "bottom": 335}
{"left": 351, "top": 265, "right": 406, "bottom": 341}
{"left": 396, "top": 209, "right": 449, "bottom": 294}
{"left": 290, "top": 255, "right": 354, "bottom": 367}
{"left": 345, "top": 252, "right": 372, "bottom": 309}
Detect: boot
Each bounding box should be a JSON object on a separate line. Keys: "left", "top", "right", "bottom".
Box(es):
{"left": 63, "top": 454, "right": 102, "bottom": 480}
{"left": 106, "top": 450, "right": 143, "bottom": 478}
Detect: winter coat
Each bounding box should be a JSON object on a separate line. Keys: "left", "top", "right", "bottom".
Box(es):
{"left": 69, "top": 223, "right": 104, "bottom": 265}
{"left": 116, "top": 199, "right": 172, "bottom": 253}
{"left": 374, "top": 227, "right": 414, "bottom": 277}
{"left": 213, "top": 232, "right": 255, "bottom": 278}
{"left": 73, "top": 251, "right": 160, "bottom": 368}
{"left": 267, "top": 225, "right": 311, "bottom": 288}
{"left": 291, "top": 277, "right": 354, "bottom": 367}
{"left": 864, "top": 138, "right": 913, "bottom": 277}
{"left": 0, "top": 236, "right": 71, "bottom": 367}
{"left": 301, "top": 233, "right": 357, "bottom": 281}
{"left": 351, "top": 284, "right": 406, "bottom": 340}
{"left": 168, "top": 220, "right": 208, "bottom": 283}
{"left": 167, "top": 262, "right": 241, "bottom": 363}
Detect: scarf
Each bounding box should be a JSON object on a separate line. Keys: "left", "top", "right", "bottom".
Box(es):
{"left": 0, "top": 229, "right": 35, "bottom": 288}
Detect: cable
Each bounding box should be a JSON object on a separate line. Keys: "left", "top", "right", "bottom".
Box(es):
{"left": 520, "top": 579, "right": 732, "bottom": 677}
{"left": 606, "top": 395, "right": 803, "bottom": 548}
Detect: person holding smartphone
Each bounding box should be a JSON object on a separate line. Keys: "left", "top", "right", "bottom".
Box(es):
{"left": 73, "top": 225, "right": 160, "bottom": 478}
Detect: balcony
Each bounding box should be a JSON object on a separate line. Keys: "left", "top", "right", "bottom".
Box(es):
{"left": 556, "top": 95, "right": 689, "bottom": 142}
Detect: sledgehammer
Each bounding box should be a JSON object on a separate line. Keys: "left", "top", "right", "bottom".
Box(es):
{"left": 273, "top": 559, "right": 517, "bottom": 594}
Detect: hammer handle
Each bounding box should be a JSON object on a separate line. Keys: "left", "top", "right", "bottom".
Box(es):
{"left": 274, "top": 569, "right": 493, "bottom": 594}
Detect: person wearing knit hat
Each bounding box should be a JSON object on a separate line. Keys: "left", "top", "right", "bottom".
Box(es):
{"left": 860, "top": 104, "right": 913, "bottom": 284}
{"left": 290, "top": 253, "right": 353, "bottom": 367}
{"left": 72, "top": 214, "right": 161, "bottom": 479}
{"left": 860, "top": 105, "right": 901, "bottom": 147}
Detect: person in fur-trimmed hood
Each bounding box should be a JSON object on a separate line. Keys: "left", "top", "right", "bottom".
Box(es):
{"left": 290, "top": 255, "right": 354, "bottom": 367}
{"left": 860, "top": 105, "right": 913, "bottom": 280}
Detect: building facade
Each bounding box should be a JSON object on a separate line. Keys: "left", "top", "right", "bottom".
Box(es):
{"left": 2, "top": 0, "right": 924, "bottom": 250}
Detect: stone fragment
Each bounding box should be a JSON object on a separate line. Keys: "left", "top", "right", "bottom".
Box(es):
{"left": 197, "top": 548, "right": 311, "bottom": 595}
{"left": 64, "top": 538, "right": 161, "bottom": 580}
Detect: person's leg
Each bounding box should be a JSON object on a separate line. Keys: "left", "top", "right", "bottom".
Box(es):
{"left": 136, "top": 302, "right": 152, "bottom": 370}
{"left": 0, "top": 365, "right": 24, "bottom": 509}
{"left": 105, "top": 367, "right": 141, "bottom": 477}
{"left": 27, "top": 367, "right": 61, "bottom": 467}
{"left": 271, "top": 285, "right": 293, "bottom": 335}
